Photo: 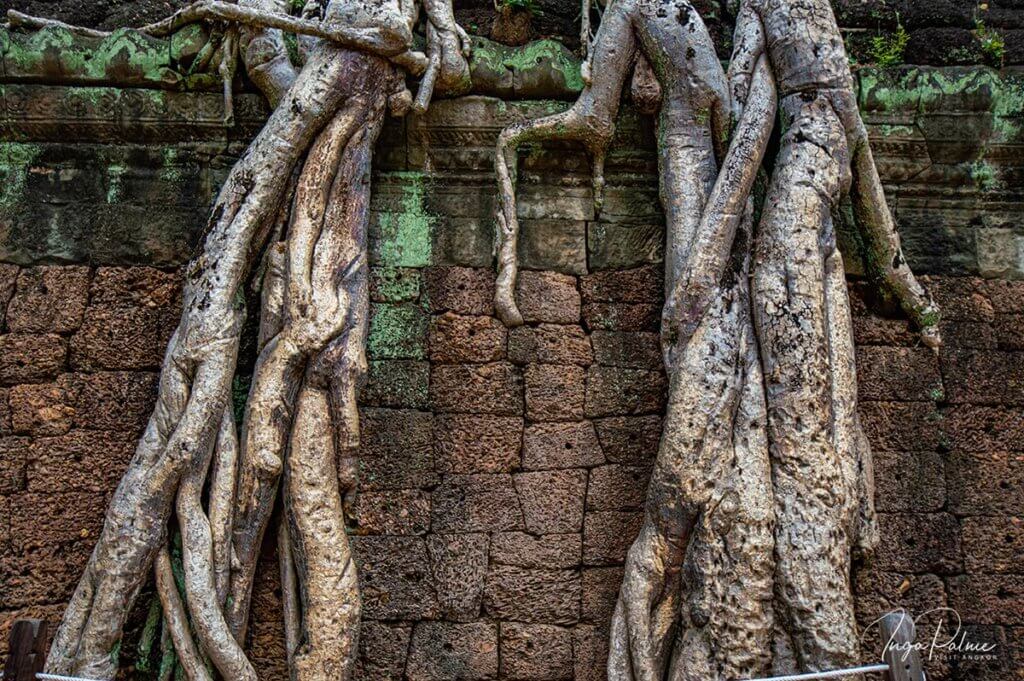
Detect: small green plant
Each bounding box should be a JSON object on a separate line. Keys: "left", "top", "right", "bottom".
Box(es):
{"left": 500, "top": 0, "right": 540, "bottom": 14}
{"left": 869, "top": 18, "right": 909, "bottom": 67}
{"left": 975, "top": 19, "right": 1006, "bottom": 66}
{"left": 289, "top": 0, "right": 306, "bottom": 10}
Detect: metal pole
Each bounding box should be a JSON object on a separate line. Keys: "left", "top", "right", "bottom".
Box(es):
{"left": 740, "top": 664, "right": 892, "bottom": 681}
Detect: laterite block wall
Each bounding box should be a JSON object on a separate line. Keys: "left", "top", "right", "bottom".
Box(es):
{"left": 1, "top": 67, "right": 1023, "bottom": 681}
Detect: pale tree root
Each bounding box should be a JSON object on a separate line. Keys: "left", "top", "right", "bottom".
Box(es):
{"left": 493, "top": 0, "right": 637, "bottom": 327}
{"left": 609, "top": 220, "right": 774, "bottom": 681}
{"left": 225, "top": 55, "right": 389, "bottom": 648}
{"left": 45, "top": 38, "right": 382, "bottom": 679}
{"left": 752, "top": 93, "right": 865, "bottom": 676}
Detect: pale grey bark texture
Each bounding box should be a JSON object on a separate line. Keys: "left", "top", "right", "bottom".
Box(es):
{"left": 494, "top": 1, "right": 940, "bottom": 679}
{"left": 15, "top": 1, "right": 468, "bottom": 679}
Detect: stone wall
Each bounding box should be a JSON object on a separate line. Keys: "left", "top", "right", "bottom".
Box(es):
{"left": 1, "top": 74, "right": 1023, "bottom": 679}
{"left": 4, "top": 0, "right": 1024, "bottom": 65}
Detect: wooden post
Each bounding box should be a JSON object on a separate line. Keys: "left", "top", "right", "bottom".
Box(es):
{"left": 3, "top": 619, "right": 48, "bottom": 681}
{"left": 880, "top": 611, "right": 926, "bottom": 681}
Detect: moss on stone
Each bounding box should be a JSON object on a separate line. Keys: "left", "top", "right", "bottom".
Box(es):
{"left": 374, "top": 171, "right": 435, "bottom": 268}
{"left": 368, "top": 303, "right": 429, "bottom": 360}
{"left": 0, "top": 142, "right": 41, "bottom": 208}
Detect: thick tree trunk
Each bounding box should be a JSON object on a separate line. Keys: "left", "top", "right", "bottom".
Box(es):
{"left": 495, "top": 1, "right": 938, "bottom": 679}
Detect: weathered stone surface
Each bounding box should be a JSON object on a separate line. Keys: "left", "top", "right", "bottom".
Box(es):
{"left": 508, "top": 324, "right": 593, "bottom": 366}
{"left": 588, "top": 220, "right": 664, "bottom": 271}
{"left": 581, "top": 567, "right": 624, "bottom": 624}
{"left": 942, "top": 406, "right": 1024, "bottom": 453}
{"left": 948, "top": 575, "right": 1024, "bottom": 625}
{"left": 593, "top": 415, "right": 662, "bottom": 465}
{"left": 490, "top": 532, "right": 581, "bottom": 569}
{"left": 519, "top": 219, "right": 587, "bottom": 275}
{"left": 582, "top": 511, "right": 643, "bottom": 565}
{"left": 582, "top": 302, "right": 661, "bottom": 332}
{"left": 515, "top": 470, "right": 587, "bottom": 533}
{"left": 431, "top": 362, "right": 523, "bottom": 415}
{"left": 516, "top": 271, "right": 580, "bottom": 324}
{"left": 359, "top": 409, "right": 437, "bottom": 490}
{"left": 0, "top": 388, "right": 10, "bottom": 435}
{"left": 856, "top": 346, "right": 944, "bottom": 402}
{"left": 431, "top": 474, "right": 524, "bottom": 533}
{"left": 0, "top": 334, "right": 66, "bottom": 385}
{"left": 859, "top": 401, "right": 943, "bottom": 452}
{"left": 947, "top": 451, "right": 1024, "bottom": 516}
{"left": 423, "top": 266, "right": 495, "bottom": 316}
{"left": 26, "top": 430, "right": 135, "bottom": 493}
{"left": 6, "top": 266, "right": 90, "bottom": 333}
{"left": 368, "top": 303, "right": 429, "bottom": 360}
{"left": 0, "top": 264, "right": 19, "bottom": 329}
{"left": 8, "top": 381, "right": 75, "bottom": 436}
{"left": 590, "top": 330, "right": 662, "bottom": 369}
{"left": 352, "top": 536, "right": 439, "bottom": 620}
{"left": 962, "top": 517, "right": 1024, "bottom": 574}
{"left": 525, "top": 364, "right": 585, "bottom": 421}
{"left": 428, "top": 533, "right": 490, "bottom": 621}
{"left": 8, "top": 491, "right": 106, "bottom": 549}
{"left": 358, "top": 622, "right": 411, "bottom": 679}
{"left": 70, "top": 306, "right": 173, "bottom": 371}
{"left": 873, "top": 450, "right": 946, "bottom": 512}
{"left": 521, "top": 421, "right": 603, "bottom": 470}
{"left": 873, "top": 513, "right": 963, "bottom": 574}
{"left": 942, "top": 349, "right": 1024, "bottom": 405}
{"left": 429, "top": 313, "right": 507, "bottom": 363}
{"left": 500, "top": 623, "right": 574, "bottom": 680}
{"left": 406, "top": 622, "right": 498, "bottom": 681}
{"left": 370, "top": 266, "right": 422, "bottom": 303}
{"left": 0, "top": 436, "right": 29, "bottom": 494}
{"left": 572, "top": 625, "right": 610, "bottom": 681}
{"left": 362, "top": 360, "right": 430, "bottom": 409}
{"left": 0, "top": 541, "right": 93, "bottom": 608}
{"left": 484, "top": 566, "right": 580, "bottom": 624}
{"left": 586, "top": 464, "right": 651, "bottom": 511}
{"left": 69, "top": 371, "right": 158, "bottom": 431}
{"left": 354, "top": 490, "right": 431, "bottom": 536}
{"left": 434, "top": 414, "right": 522, "bottom": 473}
{"left": 585, "top": 366, "right": 666, "bottom": 417}
{"left": 580, "top": 266, "right": 661, "bottom": 304}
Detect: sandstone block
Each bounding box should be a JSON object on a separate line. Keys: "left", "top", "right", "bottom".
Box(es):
{"left": 947, "top": 451, "right": 1024, "bottom": 515}
{"left": 873, "top": 513, "right": 963, "bottom": 574}
{"left": 0, "top": 436, "right": 28, "bottom": 494}
{"left": 358, "top": 622, "right": 411, "bottom": 679}
{"left": 856, "top": 346, "right": 943, "bottom": 402}
{"left": 580, "top": 265, "right": 662, "bottom": 304}
{"left": 962, "top": 516, "right": 1024, "bottom": 573}
{"left": 423, "top": 267, "right": 495, "bottom": 316}
{"left": 948, "top": 575, "right": 1024, "bottom": 625}
{"left": 585, "top": 366, "right": 666, "bottom": 418}
{"left": 873, "top": 450, "right": 946, "bottom": 512}
{"left": 354, "top": 490, "right": 431, "bottom": 536}
{"left": 594, "top": 416, "right": 663, "bottom": 465}
{"left": 70, "top": 306, "right": 173, "bottom": 371}
{"left": 27, "top": 430, "right": 136, "bottom": 493}
{"left": 519, "top": 219, "right": 587, "bottom": 275}
{"left": 516, "top": 271, "right": 580, "bottom": 324}
{"left": 590, "top": 330, "right": 661, "bottom": 369}
{"left": 942, "top": 406, "right": 1024, "bottom": 453}
{"left": 573, "top": 625, "right": 610, "bottom": 681}
{"left": 859, "top": 401, "right": 943, "bottom": 452}
{"left": 490, "top": 532, "right": 581, "bottom": 569}
{"left": 581, "top": 567, "right": 624, "bottom": 624}
{"left": 9, "top": 381, "right": 75, "bottom": 436}
{"left": 352, "top": 536, "right": 439, "bottom": 620}
{"left": 942, "top": 349, "right": 1024, "bottom": 405}
{"left": 583, "top": 511, "right": 643, "bottom": 565}
{"left": 0, "top": 334, "right": 66, "bottom": 385}
{"left": 582, "top": 302, "right": 661, "bottom": 332}
{"left": 586, "top": 464, "right": 651, "bottom": 511}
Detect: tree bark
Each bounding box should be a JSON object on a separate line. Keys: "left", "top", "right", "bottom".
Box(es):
{"left": 494, "top": 1, "right": 938, "bottom": 679}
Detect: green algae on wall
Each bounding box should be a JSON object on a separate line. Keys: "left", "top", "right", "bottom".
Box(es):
{"left": 373, "top": 171, "right": 436, "bottom": 268}
{"left": 469, "top": 36, "right": 583, "bottom": 99}
{"left": 0, "top": 142, "right": 41, "bottom": 208}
